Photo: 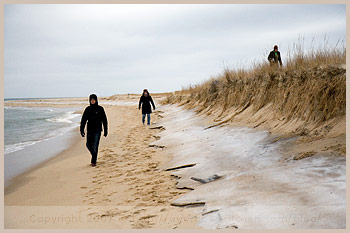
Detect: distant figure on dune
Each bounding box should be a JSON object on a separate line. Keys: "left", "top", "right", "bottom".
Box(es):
{"left": 138, "top": 89, "right": 156, "bottom": 126}
{"left": 268, "top": 45, "right": 283, "bottom": 67}
{"left": 80, "top": 94, "right": 108, "bottom": 167}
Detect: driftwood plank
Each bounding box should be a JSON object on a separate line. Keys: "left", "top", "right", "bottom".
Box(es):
{"left": 171, "top": 201, "right": 205, "bottom": 207}
{"left": 165, "top": 163, "right": 196, "bottom": 171}
{"left": 190, "top": 174, "right": 222, "bottom": 184}
{"left": 149, "top": 126, "right": 166, "bottom": 130}
{"left": 149, "top": 144, "right": 166, "bottom": 149}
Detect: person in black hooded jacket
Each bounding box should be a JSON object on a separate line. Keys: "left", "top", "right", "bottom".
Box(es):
{"left": 138, "top": 89, "right": 155, "bottom": 125}
{"left": 80, "top": 94, "right": 108, "bottom": 166}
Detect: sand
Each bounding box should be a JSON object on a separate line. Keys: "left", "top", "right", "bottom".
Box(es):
{"left": 4, "top": 98, "right": 200, "bottom": 229}
{"left": 4, "top": 95, "right": 345, "bottom": 229}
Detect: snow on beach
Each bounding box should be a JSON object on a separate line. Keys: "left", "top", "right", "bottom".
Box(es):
{"left": 152, "top": 105, "right": 345, "bottom": 229}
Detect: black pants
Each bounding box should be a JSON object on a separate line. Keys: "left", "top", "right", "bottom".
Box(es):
{"left": 86, "top": 132, "right": 101, "bottom": 164}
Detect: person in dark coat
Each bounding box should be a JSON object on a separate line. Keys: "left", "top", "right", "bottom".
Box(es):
{"left": 268, "top": 45, "right": 282, "bottom": 67}
{"left": 80, "top": 94, "right": 108, "bottom": 166}
{"left": 138, "top": 89, "right": 155, "bottom": 125}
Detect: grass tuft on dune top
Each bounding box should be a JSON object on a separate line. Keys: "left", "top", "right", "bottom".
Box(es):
{"left": 164, "top": 39, "right": 346, "bottom": 141}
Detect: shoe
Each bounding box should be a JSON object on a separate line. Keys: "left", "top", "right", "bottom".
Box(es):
{"left": 90, "top": 163, "right": 96, "bottom": 167}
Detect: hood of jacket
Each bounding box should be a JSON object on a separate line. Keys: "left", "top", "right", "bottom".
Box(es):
{"left": 89, "top": 94, "right": 98, "bottom": 106}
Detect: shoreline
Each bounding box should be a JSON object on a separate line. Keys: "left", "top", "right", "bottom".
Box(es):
{"left": 4, "top": 126, "right": 81, "bottom": 190}
{"left": 5, "top": 100, "right": 200, "bottom": 229}
{"left": 4, "top": 104, "right": 84, "bottom": 186}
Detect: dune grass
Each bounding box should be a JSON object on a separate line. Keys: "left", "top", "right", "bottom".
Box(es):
{"left": 164, "top": 39, "right": 346, "bottom": 126}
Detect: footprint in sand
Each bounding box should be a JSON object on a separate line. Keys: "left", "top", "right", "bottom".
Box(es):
{"left": 136, "top": 202, "right": 148, "bottom": 207}
{"left": 141, "top": 197, "right": 151, "bottom": 201}
{"left": 139, "top": 215, "right": 157, "bottom": 221}
{"left": 98, "top": 180, "right": 109, "bottom": 184}
{"left": 89, "top": 191, "right": 99, "bottom": 195}
{"left": 133, "top": 210, "right": 143, "bottom": 214}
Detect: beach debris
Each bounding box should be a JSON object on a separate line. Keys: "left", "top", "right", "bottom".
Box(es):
{"left": 149, "top": 126, "right": 166, "bottom": 130}
{"left": 202, "top": 209, "right": 219, "bottom": 216}
{"left": 176, "top": 186, "right": 194, "bottom": 190}
{"left": 171, "top": 201, "right": 205, "bottom": 207}
{"left": 149, "top": 144, "right": 166, "bottom": 149}
{"left": 170, "top": 174, "right": 181, "bottom": 179}
{"left": 190, "top": 174, "right": 222, "bottom": 184}
{"left": 153, "top": 110, "right": 164, "bottom": 114}
{"left": 165, "top": 163, "right": 196, "bottom": 171}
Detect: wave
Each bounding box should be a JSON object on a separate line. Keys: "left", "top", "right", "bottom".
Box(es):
{"left": 46, "top": 111, "right": 80, "bottom": 124}
{"left": 5, "top": 141, "right": 39, "bottom": 154}
{"left": 5, "top": 123, "right": 79, "bottom": 155}
{"left": 4, "top": 106, "right": 40, "bottom": 111}
{"left": 5, "top": 110, "right": 81, "bottom": 155}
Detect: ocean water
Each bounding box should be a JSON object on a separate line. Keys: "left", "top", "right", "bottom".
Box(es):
{"left": 5, "top": 106, "right": 80, "bottom": 154}
{"left": 4, "top": 105, "right": 82, "bottom": 186}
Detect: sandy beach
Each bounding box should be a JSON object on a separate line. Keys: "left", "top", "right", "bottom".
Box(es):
{"left": 5, "top": 96, "right": 200, "bottom": 229}
{"left": 4, "top": 94, "right": 346, "bottom": 229}
{"left": 4, "top": 4, "right": 346, "bottom": 230}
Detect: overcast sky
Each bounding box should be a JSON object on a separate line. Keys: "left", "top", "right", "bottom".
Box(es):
{"left": 4, "top": 4, "right": 346, "bottom": 98}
